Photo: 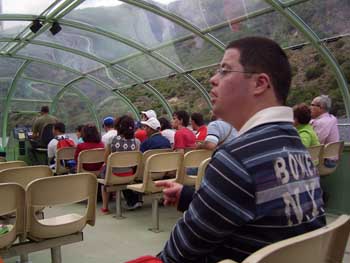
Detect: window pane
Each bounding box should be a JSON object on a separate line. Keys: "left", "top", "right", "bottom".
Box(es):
{"left": 13, "top": 78, "right": 60, "bottom": 100}
{"left": 90, "top": 67, "right": 137, "bottom": 88}
{"left": 18, "top": 43, "right": 103, "bottom": 73}
{"left": 37, "top": 25, "right": 139, "bottom": 62}
{"left": 23, "top": 61, "right": 79, "bottom": 85}
{"left": 116, "top": 54, "right": 174, "bottom": 80}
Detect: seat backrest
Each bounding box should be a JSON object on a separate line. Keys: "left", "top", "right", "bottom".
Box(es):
{"left": 0, "top": 157, "right": 6, "bottom": 162}
{"left": 322, "top": 141, "right": 344, "bottom": 159}
{"left": 141, "top": 152, "right": 183, "bottom": 193}
{"left": 195, "top": 157, "right": 211, "bottom": 191}
{"left": 0, "top": 160, "right": 27, "bottom": 171}
{"left": 318, "top": 141, "right": 345, "bottom": 176}
{"left": 55, "top": 147, "right": 76, "bottom": 174}
{"left": 104, "top": 151, "right": 142, "bottom": 185}
{"left": 136, "top": 148, "right": 172, "bottom": 180}
{"left": 180, "top": 150, "right": 213, "bottom": 185}
{"left": 0, "top": 165, "right": 53, "bottom": 189}
{"left": 218, "top": 215, "right": 350, "bottom": 263}
{"left": 0, "top": 183, "right": 25, "bottom": 249}
{"left": 26, "top": 173, "right": 97, "bottom": 239}
{"left": 307, "top": 144, "right": 324, "bottom": 167}
{"left": 77, "top": 148, "right": 105, "bottom": 176}
{"left": 39, "top": 123, "right": 54, "bottom": 147}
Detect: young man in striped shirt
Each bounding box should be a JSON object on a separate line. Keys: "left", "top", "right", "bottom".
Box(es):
{"left": 156, "top": 36, "right": 326, "bottom": 263}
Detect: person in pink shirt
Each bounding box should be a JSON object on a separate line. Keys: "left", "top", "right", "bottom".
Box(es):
{"left": 172, "top": 110, "right": 196, "bottom": 152}
{"left": 310, "top": 95, "right": 339, "bottom": 145}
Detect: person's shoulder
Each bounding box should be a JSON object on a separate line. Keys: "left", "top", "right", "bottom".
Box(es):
{"left": 227, "top": 122, "right": 294, "bottom": 147}
{"left": 48, "top": 137, "right": 58, "bottom": 145}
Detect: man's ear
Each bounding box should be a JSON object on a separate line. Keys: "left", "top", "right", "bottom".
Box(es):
{"left": 252, "top": 73, "right": 271, "bottom": 96}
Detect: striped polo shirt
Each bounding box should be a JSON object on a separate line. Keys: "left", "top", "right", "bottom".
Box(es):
{"left": 159, "top": 106, "right": 326, "bottom": 263}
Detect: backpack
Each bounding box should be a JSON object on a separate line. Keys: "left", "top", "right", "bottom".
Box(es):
{"left": 56, "top": 137, "right": 75, "bottom": 149}
{"left": 54, "top": 136, "right": 76, "bottom": 168}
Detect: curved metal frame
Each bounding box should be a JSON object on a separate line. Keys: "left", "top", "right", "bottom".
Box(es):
{"left": 61, "top": 85, "right": 100, "bottom": 131}
{"left": 0, "top": 56, "right": 140, "bottom": 148}
{"left": 1, "top": 60, "right": 29, "bottom": 147}
{"left": 0, "top": 0, "right": 349, "bottom": 149}
{"left": 57, "top": 19, "right": 213, "bottom": 108}
{"left": 265, "top": 0, "right": 350, "bottom": 117}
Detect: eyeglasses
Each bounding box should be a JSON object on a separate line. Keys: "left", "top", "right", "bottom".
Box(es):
{"left": 215, "top": 68, "right": 258, "bottom": 77}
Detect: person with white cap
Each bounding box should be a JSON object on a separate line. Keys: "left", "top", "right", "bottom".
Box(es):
{"left": 136, "top": 109, "right": 157, "bottom": 143}
{"left": 101, "top": 116, "right": 118, "bottom": 147}
{"left": 141, "top": 110, "right": 157, "bottom": 120}
{"left": 140, "top": 117, "right": 171, "bottom": 152}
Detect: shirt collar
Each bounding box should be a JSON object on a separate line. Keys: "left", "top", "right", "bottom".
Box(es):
{"left": 238, "top": 106, "right": 293, "bottom": 136}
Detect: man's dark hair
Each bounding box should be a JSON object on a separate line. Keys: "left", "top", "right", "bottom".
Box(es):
{"left": 41, "top": 106, "right": 49, "bottom": 113}
{"left": 226, "top": 36, "right": 291, "bottom": 105}
{"left": 116, "top": 115, "right": 135, "bottom": 140}
{"left": 76, "top": 124, "right": 84, "bottom": 132}
{"left": 54, "top": 122, "right": 65, "bottom": 133}
{"left": 159, "top": 117, "right": 172, "bottom": 130}
{"left": 173, "top": 110, "right": 190, "bottom": 127}
{"left": 82, "top": 124, "right": 101, "bottom": 143}
{"left": 293, "top": 103, "right": 311, "bottom": 124}
{"left": 191, "top": 112, "right": 204, "bottom": 126}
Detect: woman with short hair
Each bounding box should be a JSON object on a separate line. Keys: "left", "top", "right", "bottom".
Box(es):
{"left": 293, "top": 103, "right": 320, "bottom": 147}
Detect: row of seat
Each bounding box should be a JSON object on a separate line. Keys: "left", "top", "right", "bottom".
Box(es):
{"left": 307, "top": 141, "right": 344, "bottom": 176}
{"left": 0, "top": 149, "right": 212, "bottom": 233}
{"left": 99, "top": 149, "right": 212, "bottom": 232}
{"left": 0, "top": 172, "right": 97, "bottom": 263}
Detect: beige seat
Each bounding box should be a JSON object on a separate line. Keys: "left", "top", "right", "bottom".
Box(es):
{"left": 0, "top": 160, "right": 27, "bottom": 171}
{"left": 26, "top": 173, "right": 97, "bottom": 240}
{"left": 54, "top": 147, "right": 76, "bottom": 175}
{"left": 0, "top": 165, "right": 53, "bottom": 189}
{"left": 217, "top": 215, "right": 350, "bottom": 263}
{"left": 136, "top": 148, "right": 172, "bottom": 181}
{"left": 195, "top": 157, "right": 211, "bottom": 191}
{"left": 318, "top": 141, "right": 344, "bottom": 176}
{"left": 0, "top": 156, "right": 6, "bottom": 162}
{"left": 307, "top": 144, "right": 324, "bottom": 167}
{"left": 98, "top": 151, "right": 142, "bottom": 218}
{"left": 0, "top": 183, "right": 25, "bottom": 249}
{"left": 179, "top": 150, "right": 212, "bottom": 186}
{"left": 76, "top": 148, "right": 105, "bottom": 176}
{"left": 127, "top": 152, "right": 183, "bottom": 232}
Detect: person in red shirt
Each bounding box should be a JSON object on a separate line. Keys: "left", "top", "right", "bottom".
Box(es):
{"left": 191, "top": 112, "right": 207, "bottom": 142}
{"left": 172, "top": 110, "right": 196, "bottom": 152}
{"left": 74, "top": 124, "right": 104, "bottom": 171}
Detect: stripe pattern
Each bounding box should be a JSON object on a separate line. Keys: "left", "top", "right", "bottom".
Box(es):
{"left": 159, "top": 122, "right": 325, "bottom": 263}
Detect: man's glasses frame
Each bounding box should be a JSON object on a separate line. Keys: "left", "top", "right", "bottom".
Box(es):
{"left": 215, "top": 68, "right": 258, "bottom": 77}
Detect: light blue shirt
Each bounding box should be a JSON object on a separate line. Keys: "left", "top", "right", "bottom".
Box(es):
{"left": 205, "top": 120, "right": 237, "bottom": 145}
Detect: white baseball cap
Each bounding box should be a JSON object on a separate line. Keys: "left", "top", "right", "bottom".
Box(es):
{"left": 141, "top": 110, "right": 157, "bottom": 119}
{"left": 141, "top": 117, "right": 160, "bottom": 130}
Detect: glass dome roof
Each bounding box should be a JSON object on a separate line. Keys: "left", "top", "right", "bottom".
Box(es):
{"left": 0, "top": 0, "right": 349, "bottom": 147}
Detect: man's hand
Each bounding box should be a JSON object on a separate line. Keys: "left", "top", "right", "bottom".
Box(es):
{"left": 155, "top": 181, "right": 183, "bottom": 207}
